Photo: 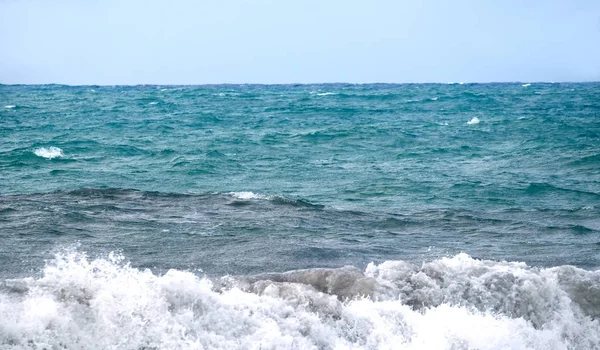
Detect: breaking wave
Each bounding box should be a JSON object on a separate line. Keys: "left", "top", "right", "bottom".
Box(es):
{"left": 467, "top": 117, "right": 480, "bottom": 125}
{"left": 1, "top": 250, "right": 599, "bottom": 349}
{"left": 33, "top": 146, "right": 64, "bottom": 159}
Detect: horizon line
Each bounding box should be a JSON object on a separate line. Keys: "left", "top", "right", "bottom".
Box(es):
{"left": 1, "top": 80, "right": 599, "bottom": 87}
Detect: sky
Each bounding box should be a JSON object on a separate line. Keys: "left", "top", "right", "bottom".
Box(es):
{"left": 1, "top": 0, "right": 599, "bottom": 85}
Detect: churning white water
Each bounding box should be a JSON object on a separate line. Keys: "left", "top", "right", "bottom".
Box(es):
{"left": 1, "top": 250, "right": 599, "bottom": 349}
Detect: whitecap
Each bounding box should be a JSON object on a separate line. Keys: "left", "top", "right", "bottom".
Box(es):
{"left": 522, "top": 83, "right": 531, "bottom": 87}
{"left": 467, "top": 117, "right": 480, "bottom": 125}
{"left": 229, "top": 191, "right": 270, "bottom": 200}
{"left": 149, "top": 101, "right": 158, "bottom": 105}
{"left": 4, "top": 105, "right": 15, "bottom": 109}
{"left": 430, "top": 97, "right": 438, "bottom": 101}
{"left": 34, "top": 146, "right": 64, "bottom": 159}
{"left": 316, "top": 92, "right": 337, "bottom": 96}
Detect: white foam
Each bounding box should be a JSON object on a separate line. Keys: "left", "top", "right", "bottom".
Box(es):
{"left": 33, "top": 146, "right": 64, "bottom": 159}
{"left": 316, "top": 92, "right": 337, "bottom": 96}
{"left": 1, "top": 251, "right": 599, "bottom": 349}
{"left": 430, "top": 97, "right": 438, "bottom": 101}
{"left": 4, "top": 105, "right": 15, "bottom": 109}
{"left": 522, "top": 83, "right": 531, "bottom": 87}
{"left": 467, "top": 117, "right": 480, "bottom": 125}
{"left": 229, "top": 191, "right": 271, "bottom": 200}
{"left": 149, "top": 101, "right": 158, "bottom": 105}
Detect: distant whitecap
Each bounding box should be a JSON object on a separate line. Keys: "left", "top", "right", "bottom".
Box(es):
{"left": 229, "top": 191, "right": 270, "bottom": 200}
{"left": 34, "top": 146, "right": 64, "bottom": 159}
{"left": 316, "top": 92, "right": 337, "bottom": 96}
{"left": 522, "top": 83, "right": 531, "bottom": 87}
{"left": 5, "top": 105, "right": 15, "bottom": 109}
{"left": 467, "top": 117, "right": 480, "bottom": 125}
{"left": 149, "top": 101, "right": 158, "bottom": 105}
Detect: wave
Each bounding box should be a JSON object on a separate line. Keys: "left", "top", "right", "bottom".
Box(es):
{"left": 0, "top": 188, "right": 325, "bottom": 211}
{"left": 1, "top": 250, "right": 598, "bottom": 349}
{"left": 229, "top": 191, "right": 271, "bottom": 200}
{"left": 525, "top": 182, "right": 600, "bottom": 198}
{"left": 33, "top": 146, "right": 64, "bottom": 159}
{"left": 228, "top": 191, "right": 324, "bottom": 209}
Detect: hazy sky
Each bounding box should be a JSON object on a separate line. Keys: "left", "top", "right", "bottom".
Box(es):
{"left": 1, "top": 0, "right": 599, "bottom": 84}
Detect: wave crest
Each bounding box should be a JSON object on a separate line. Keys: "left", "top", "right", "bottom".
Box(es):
{"left": 33, "top": 146, "right": 64, "bottom": 159}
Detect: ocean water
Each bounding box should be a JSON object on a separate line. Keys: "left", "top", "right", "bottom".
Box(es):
{"left": 0, "top": 83, "right": 599, "bottom": 349}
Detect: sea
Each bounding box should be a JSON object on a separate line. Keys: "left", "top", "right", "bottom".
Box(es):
{"left": 0, "top": 82, "right": 599, "bottom": 349}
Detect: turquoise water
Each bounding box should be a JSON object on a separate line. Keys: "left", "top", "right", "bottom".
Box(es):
{"left": 1, "top": 83, "right": 599, "bottom": 349}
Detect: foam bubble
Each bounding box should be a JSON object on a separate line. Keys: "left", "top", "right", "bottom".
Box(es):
{"left": 33, "top": 146, "right": 64, "bottom": 159}
{"left": 1, "top": 250, "right": 598, "bottom": 349}
{"left": 467, "top": 117, "right": 480, "bottom": 125}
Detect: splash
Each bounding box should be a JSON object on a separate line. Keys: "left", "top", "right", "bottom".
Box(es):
{"left": 1, "top": 250, "right": 598, "bottom": 349}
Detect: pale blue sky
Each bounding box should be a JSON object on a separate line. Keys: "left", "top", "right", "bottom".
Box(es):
{"left": 1, "top": 0, "right": 599, "bottom": 84}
